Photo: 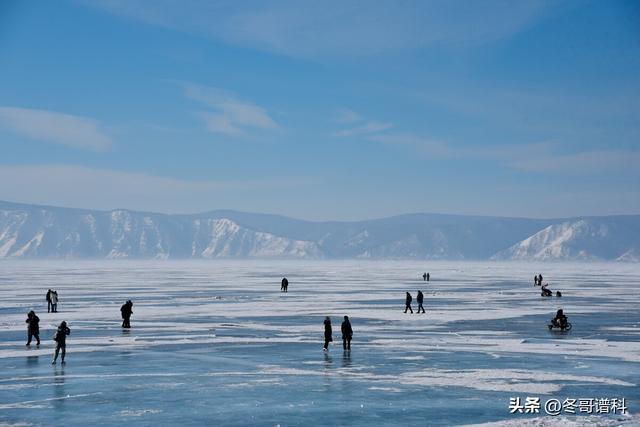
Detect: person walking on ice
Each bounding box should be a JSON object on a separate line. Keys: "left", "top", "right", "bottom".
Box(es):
{"left": 46, "top": 289, "right": 52, "bottom": 313}
{"left": 50, "top": 290, "right": 58, "bottom": 313}
{"left": 341, "top": 316, "right": 353, "bottom": 351}
{"left": 26, "top": 310, "right": 40, "bottom": 346}
{"left": 416, "top": 290, "right": 425, "bottom": 313}
{"left": 323, "top": 316, "right": 333, "bottom": 351}
{"left": 52, "top": 321, "right": 70, "bottom": 364}
{"left": 404, "top": 292, "right": 414, "bottom": 313}
{"left": 281, "top": 277, "right": 289, "bottom": 292}
{"left": 121, "top": 300, "right": 133, "bottom": 328}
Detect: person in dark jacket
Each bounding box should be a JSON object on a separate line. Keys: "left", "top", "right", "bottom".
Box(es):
{"left": 426, "top": 272, "right": 430, "bottom": 282}
{"left": 26, "top": 311, "right": 40, "bottom": 346}
{"left": 281, "top": 277, "right": 289, "bottom": 292}
{"left": 416, "top": 290, "right": 425, "bottom": 313}
{"left": 323, "top": 317, "right": 332, "bottom": 351}
{"left": 52, "top": 321, "right": 70, "bottom": 364}
{"left": 341, "top": 316, "right": 353, "bottom": 351}
{"left": 46, "top": 289, "right": 52, "bottom": 313}
{"left": 404, "top": 292, "right": 413, "bottom": 313}
{"left": 534, "top": 275, "right": 539, "bottom": 286}
{"left": 423, "top": 272, "right": 427, "bottom": 281}
{"left": 541, "top": 284, "right": 552, "bottom": 297}
{"left": 552, "top": 309, "right": 568, "bottom": 329}
{"left": 121, "top": 300, "right": 133, "bottom": 328}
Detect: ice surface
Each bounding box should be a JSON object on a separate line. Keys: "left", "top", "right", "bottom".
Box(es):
{"left": 0, "top": 260, "right": 639, "bottom": 426}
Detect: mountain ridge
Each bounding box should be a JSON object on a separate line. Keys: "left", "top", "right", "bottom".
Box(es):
{"left": 0, "top": 200, "right": 638, "bottom": 261}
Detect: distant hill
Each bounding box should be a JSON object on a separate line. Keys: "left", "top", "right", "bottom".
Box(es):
{"left": 0, "top": 200, "right": 638, "bottom": 261}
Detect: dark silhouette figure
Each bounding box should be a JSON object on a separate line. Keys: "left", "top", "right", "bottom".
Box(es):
{"left": 539, "top": 274, "right": 543, "bottom": 286}
{"left": 416, "top": 290, "right": 425, "bottom": 313}
{"left": 552, "top": 309, "right": 568, "bottom": 329}
{"left": 556, "top": 291, "right": 562, "bottom": 297}
{"left": 52, "top": 321, "right": 70, "bottom": 364}
{"left": 423, "top": 272, "right": 427, "bottom": 281}
{"left": 121, "top": 300, "right": 133, "bottom": 328}
{"left": 404, "top": 292, "right": 413, "bottom": 313}
{"left": 541, "top": 284, "right": 552, "bottom": 297}
{"left": 427, "top": 273, "right": 430, "bottom": 282}
{"left": 323, "top": 317, "right": 332, "bottom": 351}
{"left": 26, "top": 311, "right": 40, "bottom": 346}
{"left": 341, "top": 316, "right": 353, "bottom": 351}
{"left": 46, "top": 289, "right": 52, "bottom": 313}
{"left": 281, "top": 277, "right": 289, "bottom": 292}
{"left": 534, "top": 275, "right": 539, "bottom": 286}
{"left": 50, "top": 290, "right": 59, "bottom": 312}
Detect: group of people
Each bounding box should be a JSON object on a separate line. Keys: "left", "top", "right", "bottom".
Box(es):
{"left": 323, "top": 315, "right": 353, "bottom": 352}
{"left": 404, "top": 290, "right": 426, "bottom": 314}
{"left": 535, "top": 273, "right": 570, "bottom": 329}
{"left": 45, "top": 289, "right": 59, "bottom": 313}
{"left": 422, "top": 272, "right": 430, "bottom": 282}
{"left": 24, "top": 309, "right": 71, "bottom": 364}
{"left": 24, "top": 297, "right": 134, "bottom": 364}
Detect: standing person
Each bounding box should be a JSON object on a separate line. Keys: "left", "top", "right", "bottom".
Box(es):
{"left": 422, "top": 272, "right": 427, "bottom": 281}
{"left": 50, "top": 291, "right": 59, "bottom": 313}
{"left": 341, "top": 316, "right": 353, "bottom": 351}
{"left": 416, "top": 290, "right": 425, "bottom": 313}
{"left": 534, "top": 275, "right": 538, "bottom": 286}
{"left": 426, "top": 273, "right": 430, "bottom": 282}
{"left": 404, "top": 292, "right": 413, "bottom": 314}
{"left": 539, "top": 274, "right": 543, "bottom": 286}
{"left": 52, "top": 321, "right": 70, "bottom": 364}
{"left": 26, "top": 311, "right": 40, "bottom": 346}
{"left": 121, "top": 300, "right": 133, "bottom": 328}
{"left": 46, "top": 289, "right": 52, "bottom": 313}
{"left": 281, "top": 277, "right": 289, "bottom": 293}
{"left": 323, "top": 316, "right": 332, "bottom": 351}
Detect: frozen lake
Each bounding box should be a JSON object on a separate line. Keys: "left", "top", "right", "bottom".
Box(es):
{"left": 0, "top": 261, "right": 639, "bottom": 426}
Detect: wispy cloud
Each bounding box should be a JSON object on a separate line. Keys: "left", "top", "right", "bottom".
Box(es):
{"left": 0, "top": 165, "right": 303, "bottom": 214}
{"left": 367, "top": 133, "right": 455, "bottom": 157}
{"left": 0, "top": 107, "right": 112, "bottom": 151}
{"left": 334, "top": 121, "right": 393, "bottom": 138}
{"left": 334, "top": 109, "right": 362, "bottom": 124}
{"left": 87, "top": 0, "right": 551, "bottom": 59}
{"left": 180, "top": 82, "right": 280, "bottom": 137}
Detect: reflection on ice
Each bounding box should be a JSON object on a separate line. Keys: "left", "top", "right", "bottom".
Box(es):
{"left": 0, "top": 260, "right": 639, "bottom": 425}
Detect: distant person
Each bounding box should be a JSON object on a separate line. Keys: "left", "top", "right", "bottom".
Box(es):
{"left": 50, "top": 290, "right": 59, "bottom": 313}
{"left": 539, "top": 274, "right": 543, "bottom": 285}
{"left": 404, "top": 292, "right": 413, "bottom": 314}
{"left": 281, "top": 277, "right": 289, "bottom": 293}
{"left": 323, "top": 317, "right": 332, "bottom": 351}
{"left": 541, "top": 284, "right": 552, "bottom": 297}
{"left": 426, "top": 273, "right": 430, "bottom": 282}
{"left": 25, "top": 311, "right": 40, "bottom": 346}
{"left": 121, "top": 300, "right": 133, "bottom": 328}
{"left": 552, "top": 309, "right": 568, "bottom": 329}
{"left": 341, "top": 316, "right": 353, "bottom": 351}
{"left": 534, "top": 275, "right": 538, "bottom": 286}
{"left": 46, "top": 289, "right": 53, "bottom": 313}
{"left": 416, "top": 290, "right": 425, "bottom": 313}
{"left": 423, "top": 273, "right": 427, "bottom": 281}
{"left": 52, "top": 321, "right": 70, "bottom": 364}
{"left": 556, "top": 291, "right": 562, "bottom": 297}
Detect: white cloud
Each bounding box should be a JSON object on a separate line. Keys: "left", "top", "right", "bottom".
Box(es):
{"left": 0, "top": 165, "right": 300, "bottom": 214}
{"left": 334, "top": 121, "right": 393, "bottom": 138}
{"left": 367, "top": 133, "right": 454, "bottom": 157}
{"left": 0, "top": 106, "right": 112, "bottom": 151}
{"left": 87, "top": 0, "right": 551, "bottom": 59}
{"left": 181, "top": 83, "right": 279, "bottom": 136}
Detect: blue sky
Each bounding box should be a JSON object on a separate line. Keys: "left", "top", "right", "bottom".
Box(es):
{"left": 0, "top": 0, "right": 638, "bottom": 220}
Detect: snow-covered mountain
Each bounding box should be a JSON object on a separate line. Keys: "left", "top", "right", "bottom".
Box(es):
{"left": 491, "top": 217, "right": 640, "bottom": 261}
{"left": 0, "top": 200, "right": 638, "bottom": 261}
